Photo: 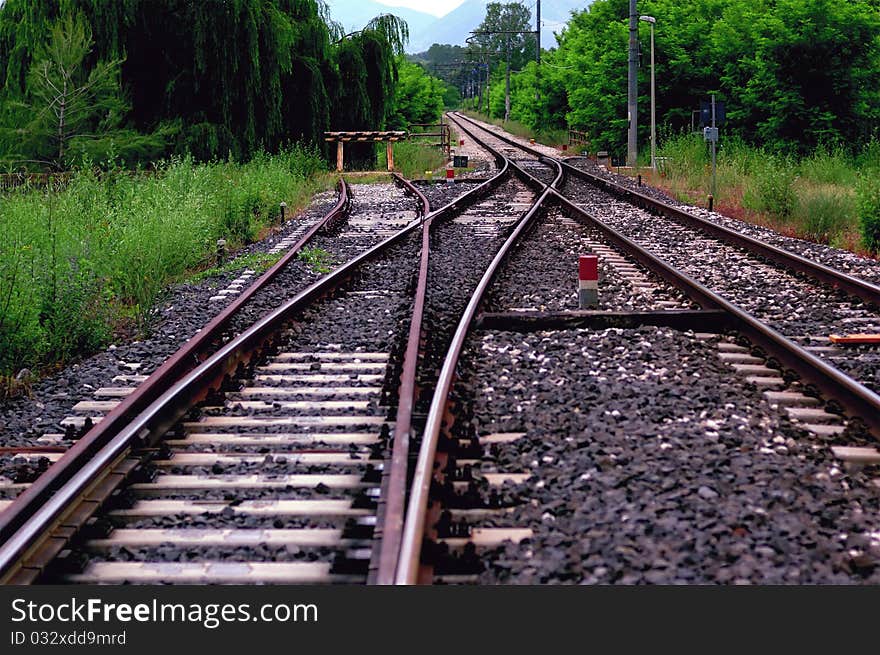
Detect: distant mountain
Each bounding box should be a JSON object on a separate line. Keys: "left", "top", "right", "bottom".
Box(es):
{"left": 323, "top": 0, "right": 436, "bottom": 37}
{"left": 323, "top": 0, "right": 590, "bottom": 54}
{"left": 406, "top": 0, "right": 590, "bottom": 53}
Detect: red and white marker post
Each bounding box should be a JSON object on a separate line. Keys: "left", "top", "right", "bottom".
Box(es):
{"left": 446, "top": 164, "right": 454, "bottom": 185}
{"left": 579, "top": 255, "right": 599, "bottom": 309}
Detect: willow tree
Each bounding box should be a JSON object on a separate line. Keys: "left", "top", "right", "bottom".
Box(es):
{"left": 331, "top": 14, "right": 407, "bottom": 167}
{"left": 0, "top": 0, "right": 342, "bottom": 161}
{"left": 0, "top": 1, "right": 409, "bottom": 166}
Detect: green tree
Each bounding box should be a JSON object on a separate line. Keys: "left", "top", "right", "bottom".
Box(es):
{"left": 474, "top": 2, "right": 536, "bottom": 121}
{"left": 508, "top": 0, "right": 880, "bottom": 156}
{"left": 555, "top": 0, "right": 630, "bottom": 155}
{"left": 387, "top": 59, "right": 444, "bottom": 129}
{"left": 3, "top": 13, "right": 164, "bottom": 170}
{"left": 332, "top": 14, "right": 409, "bottom": 166}
{"left": 0, "top": 1, "right": 409, "bottom": 165}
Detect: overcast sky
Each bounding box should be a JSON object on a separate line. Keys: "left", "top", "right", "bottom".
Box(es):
{"left": 375, "top": 0, "right": 467, "bottom": 17}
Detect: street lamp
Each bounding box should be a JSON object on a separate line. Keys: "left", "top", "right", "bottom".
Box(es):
{"left": 639, "top": 15, "right": 656, "bottom": 172}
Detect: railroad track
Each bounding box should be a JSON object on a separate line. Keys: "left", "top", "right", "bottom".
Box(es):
{"left": 450, "top": 112, "right": 880, "bottom": 431}
{"left": 0, "top": 175, "right": 429, "bottom": 583}
{"left": 0, "top": 121, "right": 562, "bottom": 583}
{"left": 392, "top": 112, "right": 880, "bottom": 584}
{"left": 3, "top": 111, "right": 880, "bottom": 585}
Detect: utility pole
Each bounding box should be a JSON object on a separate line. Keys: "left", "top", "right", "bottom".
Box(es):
{"left": 504, "top": 35, "right": 511, "bottom": 122}
{"left": 536, "top": 0, "right": 541, "bottom": 65}
{"left": 486, "top": 55, "right": 491, "bottom": 116}
{"left": 627, "top": 0, "right": 638, "bottom": 167}
{"left": 535, "top": 0, "right": 541, "bottom": 104}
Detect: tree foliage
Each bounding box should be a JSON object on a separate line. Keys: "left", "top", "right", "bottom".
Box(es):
{"left": 3, "top": 13, "right": 167, "bottom": 170}
{"left": 387, "top": 58, "right": 445, "bottom": 129}
{"left": 0, "top": 0, "right": 408, "bottom": 168}
{"left": 493, "top": 0, "right": 880, "bottom": 156}
{"left": 473, "top": 2, "right": 536, "bottom": 71}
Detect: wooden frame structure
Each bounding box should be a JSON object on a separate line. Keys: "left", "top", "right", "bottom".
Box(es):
{"left": 568, "top": 129, "right": 589, "bottom": 146}
{"left": 407, "top": 121, "right": 451, "bottom": 158}
{"left": 324, "top": 131, "right": 408, "bottom": 171}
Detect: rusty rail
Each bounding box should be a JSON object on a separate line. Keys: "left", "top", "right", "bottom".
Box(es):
{"left": 559, "top": 162, "right": 880, "bottom": 308}
{"left": 396, "top": 112, "right": 563, "bottom": 584}
{"left": 396, "top": 111, "right": 880, "bottom": 586}
{"left": 0, "top": 153, "right": 518, "bottom": 583}
{"left": 452, "top": 111, "right": 880, "bottom": 432}
{"left": 0, "top": 181, "right": 352, "bottom": 582}
{"left": 372, "top": 176, "right": 432, "bottom": 584}
{"left": 550, "top": 188, "right": 880, "bottom": 436}
{"left": 371, "top": 160, "right": 512, "bottom": 584}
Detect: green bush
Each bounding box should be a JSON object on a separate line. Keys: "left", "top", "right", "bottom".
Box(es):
{"left": 792, "top": 186, "right": 857, "bottom": 245}
{"left": 857, "top": 175, "right": 880, "bottom": 252}
{"left": 744, "top": 159, "right": 797, "bottom": 217}
{"left": 800, "top": 146, "right": 857, "bottom": 186}
{"left": 378, "top": 140, "right": 445, "bottom": 178}
{"left": 0, "top": 146, "right": 328, "bottom": 375}
{"left": 656, "top": 132, "right": 708, "bottom": 191}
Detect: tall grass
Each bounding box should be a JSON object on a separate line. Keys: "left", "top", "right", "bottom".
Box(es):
{"left": 655, "top": 133, "right": 878, "bottom": 252}
{"left": 377, "top": 140, "right": 446, "bottom": 178}
{"left": 0, "top": 147, "right": 330, "bottom": 377}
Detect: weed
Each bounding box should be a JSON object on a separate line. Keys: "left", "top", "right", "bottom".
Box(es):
{"left": 0, "top": 147, "right": 331, "bottom": 375}
{"left": 653, "top": 132, "right": 878, "bottom": 253}
{"left": 857, "top": 175, "right": 880, "bottom": 253}
{"left": 746, "top": 160, "right": 797, "bottom": 217}
{"left": 298, "top": 247, "right": 333, "bottom": 274}
{"left": 187, "top": 251, "right": 283, "bottom": 284}
{"left": 792, "top": 185, "right": 857, "bottom": 244}
{"left": 378, "top": 140, "right": 446, "bottom": 178}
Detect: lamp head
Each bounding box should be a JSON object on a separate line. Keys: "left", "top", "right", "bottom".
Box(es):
{"left": 639, "top": 15, "right": 656, "bottom": 24}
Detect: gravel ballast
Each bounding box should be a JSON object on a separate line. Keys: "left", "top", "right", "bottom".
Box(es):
{"left": 454, "top": 327, "right": 880, "bottom": 584}
{"left": 487, "top": 208, "right": 693, "bottom": 313}
{"left": 561, "top": 178, "right": 880, "bottom": 393}
{"left": 566, "top": 157, "right": 880, "bottom": 286}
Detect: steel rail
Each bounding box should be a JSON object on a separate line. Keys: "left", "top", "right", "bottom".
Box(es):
{"left": 372, "top": 151, "right": 512, "bottom": 584}
{"left": 551, "top": 190, "right": 880, "bottom": 435}
{"left": 449, "top": 112, "right": 555, "bottom": 162}
{"left": 371, "top": 184, "right": 433, "bottom": 584}
{"left": 453, "top": 111, "right": 880, "bottom": 432}
{"left": 0, "top": 180, "right": 350, "bottom": 578}
{"left": 0, "top": 165, "right": 516, "bottom": 583}
{"left": 454, "top": 112, "right": 880, "bottom": 305}
{"left": 560, "top": 161, "right": 880, "bottom": 306}
{"left": 391, "top": 172, "right": 431, "bottom": 217}
{"left": 398, "top": 113, "right": 880, "bottom": 585}
{"left": 396, "top": 115, "right": 563, "bottom": 584}
{"left": 0, "top": 209, "right": 421, "bottom": 582}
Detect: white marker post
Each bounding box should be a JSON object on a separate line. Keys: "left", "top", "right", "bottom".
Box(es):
{"left": 579, "top": 255, "right": 599, "bottom": 309}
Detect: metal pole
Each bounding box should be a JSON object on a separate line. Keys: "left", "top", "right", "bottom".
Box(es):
{"left": 504, "top": 36, "right": 511, "bottom": 123}
{"left": 536, "top": 0, "right": 541, "bottom": 66}
{"left": 535, "top": 0, "right": 541, "bottom": 103}
{"left": 486, "top": 56, "right": 491, "bottom": 116}
{"left": 627, "top": 0, "right": 638, "bottom": 167}
{"left": 711, "top": 94, "right": 717, "bottom": 201}
{"left": 650, "top": 22, "right": 656, "bottom": 172}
